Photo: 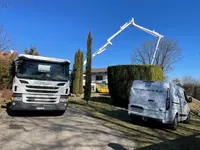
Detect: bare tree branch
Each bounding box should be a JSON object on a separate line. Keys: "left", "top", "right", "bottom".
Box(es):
{"left": 0, "top": 0, "right": 8, "bottom": 8}
{"left": 131, "top": 38, "right": 182, "bottom": 74}
{"left": 0, "top": 26, "right": 12, "bottom": 51}
{"left": 182, "top": 76, "right": 200, "bottom": 86}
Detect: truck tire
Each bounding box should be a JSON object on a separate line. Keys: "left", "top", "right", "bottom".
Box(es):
{"left": 56, "top": 110, "right": 65, "bottom": 116}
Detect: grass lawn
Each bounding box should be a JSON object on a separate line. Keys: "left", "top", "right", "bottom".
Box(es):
{"left": 69, "top": 94, "right": 200, "bottom": 150}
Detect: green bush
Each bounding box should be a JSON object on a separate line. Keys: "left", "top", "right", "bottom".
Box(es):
{"left": 107, "top": 65, "right": 164, "bottom": 108}
{"left": 0, "top": 54, "right": 16, "bottom": 90}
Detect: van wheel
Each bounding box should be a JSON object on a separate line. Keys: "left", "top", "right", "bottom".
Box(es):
{"left": 185, "top": 112, "right": 190, "bottom": 124}
{"left": 171, "top": 114, "right": 178, "bottom": 130}
{"left": 130, "top": 115, "right": 141, "bottom": 124}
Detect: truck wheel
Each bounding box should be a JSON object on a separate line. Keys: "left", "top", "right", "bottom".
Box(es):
{"left": 185, "top": 112, "right": 190, "bottom": 124}
{"left": 171, "top": 114, "right": 178, "bottom": 130}
{"left": 57, "top": 110, "right": 65, "bottom": 116}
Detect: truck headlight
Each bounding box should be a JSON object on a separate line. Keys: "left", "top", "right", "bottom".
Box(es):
{"left": 60, "top": 98, "right": 66, "bottom": 102}
{"left": 12, "top": 93, "right": 22, "bottom": 101}
{"left": 60, "top": 95, "right": 68, "bottom": 102}
{"left": 14, "top": 97, "right": 22, "bottom": 101}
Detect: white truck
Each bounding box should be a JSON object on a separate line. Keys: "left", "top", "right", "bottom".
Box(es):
{"left": 9, "top": 54, "right": 70, "bottom": 115}
{"left": 128, "top": 80, "right": 192, "bottom": 130}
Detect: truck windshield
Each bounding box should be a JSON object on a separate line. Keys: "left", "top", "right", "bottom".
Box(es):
{"left": 16, "top": 60, "right": 69, "bottom": 81}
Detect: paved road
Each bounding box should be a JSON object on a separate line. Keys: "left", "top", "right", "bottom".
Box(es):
{"left": 0, "top": 107, "right": 135, "bottom": 150}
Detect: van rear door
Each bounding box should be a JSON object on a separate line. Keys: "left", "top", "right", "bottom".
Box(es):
{"left": 129, "top": 80, "right": 167, "bottom": 119}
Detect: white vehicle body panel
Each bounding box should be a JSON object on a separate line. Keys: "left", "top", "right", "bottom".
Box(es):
{"left": 128, "top": 80, "right": 190, "bottom": 124}
{"left": 10, "top": 54, "right": 70, "bottom": 111}
{"left": 12, "top": 76, "right": 70, "bottom": 104}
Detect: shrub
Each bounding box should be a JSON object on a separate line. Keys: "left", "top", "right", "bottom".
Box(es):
{"left": 107, "top": 65, "right": 164, "bottom": 108}
{"left": 0, "top": 55, "right": 16, "bottom": 90}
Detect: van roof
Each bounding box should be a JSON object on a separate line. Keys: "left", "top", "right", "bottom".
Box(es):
{"left": 133, "top": 80, "right": 184, "bottom": 90}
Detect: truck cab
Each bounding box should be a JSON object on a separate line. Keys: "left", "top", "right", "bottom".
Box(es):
{"left": 9, "top": 54, "right": 70, "bottom": 115}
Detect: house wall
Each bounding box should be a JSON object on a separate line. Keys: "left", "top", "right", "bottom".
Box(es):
{"left": 91, "top": 72, "right": 107, "bottom": 83}
{"left": 83, "top": 72, "right": 108, "bottom": 86}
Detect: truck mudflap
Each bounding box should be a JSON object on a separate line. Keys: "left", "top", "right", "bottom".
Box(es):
{"left": 9, "top": 101, "right": 68, "bottom": 111}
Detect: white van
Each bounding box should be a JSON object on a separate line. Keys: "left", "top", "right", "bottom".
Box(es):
{"left": 128, "top": 80, "right": 192, "bottom": 130}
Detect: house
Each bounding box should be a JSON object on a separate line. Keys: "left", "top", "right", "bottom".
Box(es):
{"left": 0, "top": 50, "right": 17, "bottom": 59}
{"left": 83, "top": 68, "right": 108, "bottom": 84}
{"left": 82, "top": 68, "right": 108, "bottom": 92}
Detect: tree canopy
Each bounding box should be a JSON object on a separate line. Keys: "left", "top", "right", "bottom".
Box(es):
{"left": 131, "top": 38, "right": 182, "bottom": 74}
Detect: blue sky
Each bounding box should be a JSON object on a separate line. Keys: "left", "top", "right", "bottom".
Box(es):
{"left": 0, "top": 0, "right": 200, "bottom": 80}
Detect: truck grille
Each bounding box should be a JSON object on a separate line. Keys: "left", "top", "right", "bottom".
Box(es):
{"left": 26, "top": 85, "right": 59, "bottom": 90}
{"left": 26, "top": 96, "right": 57, "bottom": 103}
{"left": 24, "top": 85, "right": 60, "bottom": 103}
{"left": 26, "top": 85, "right": 59, "bottom": 94}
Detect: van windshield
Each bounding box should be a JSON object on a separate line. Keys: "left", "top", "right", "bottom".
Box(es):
{"left": 16, "top": 60, "right": 69, "bottom": 82}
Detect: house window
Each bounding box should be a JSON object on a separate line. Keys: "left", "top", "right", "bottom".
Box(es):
{"left": 96, "top": 75, "right": 103, "bottom": 81}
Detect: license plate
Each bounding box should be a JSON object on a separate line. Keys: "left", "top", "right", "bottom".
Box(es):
{"left": 132, "top": 107, "right": 143, "bottom": 113}
{"left": 36, "top": 107, "right": 45, "bottom": 110}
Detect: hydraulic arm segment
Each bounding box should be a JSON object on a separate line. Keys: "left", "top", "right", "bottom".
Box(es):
{"left": 83, "top": 18, "right": 164, "bottom": 66}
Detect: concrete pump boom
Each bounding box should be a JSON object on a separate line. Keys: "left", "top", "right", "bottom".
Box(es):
{"left": 83, "top": 18, "right": 164, "bottom": 66}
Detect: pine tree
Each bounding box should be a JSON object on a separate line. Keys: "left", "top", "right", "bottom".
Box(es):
{"left": 84, "top": 31, "right": 92, "bottom": 104}
{"left": 24, "top": 45, "right": 39, "bottom": 56}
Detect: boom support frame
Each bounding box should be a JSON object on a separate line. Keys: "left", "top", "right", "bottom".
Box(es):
{"left": 83, "top": 18, "right": 164, "bottom": 66}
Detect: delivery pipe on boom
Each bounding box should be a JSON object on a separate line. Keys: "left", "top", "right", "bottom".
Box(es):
{"left": 83, "top": 18, "right": 164, "bottom": 66}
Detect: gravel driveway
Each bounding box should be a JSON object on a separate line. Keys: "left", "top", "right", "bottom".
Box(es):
{"left": 0, "top": 107, "right": 135, "bottom": 150}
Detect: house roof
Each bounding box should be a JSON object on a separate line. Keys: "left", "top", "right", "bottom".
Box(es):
{"left": 0, "top": 51, "right": 17, "bottom": 58}
{"left": 84, "top": 68, "right": 107, "bottom": 73}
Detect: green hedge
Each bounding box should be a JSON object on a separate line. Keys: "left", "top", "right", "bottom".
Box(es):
{"left": 107, "top": 65, "right": 164, "bottom": 108}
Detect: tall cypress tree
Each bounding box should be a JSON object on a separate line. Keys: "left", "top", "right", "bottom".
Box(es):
{"left": 79, "top": 51, "right": 84, "bottom": 94}
{"left": 84, "top": 31, "right": 92, "bottom": 104}
{"left": 72, "top": 49, "right": 84, "bottom": 95}
{"left": 72, "top": 51, "right": 79, "bottom": 94}
{"left": 76, "top": 49, "right": 81, "bottom": 95}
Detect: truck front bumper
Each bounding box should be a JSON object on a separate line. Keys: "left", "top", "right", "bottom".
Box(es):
{"left": 9, "top": 101, "right": 68, "bottom": 111}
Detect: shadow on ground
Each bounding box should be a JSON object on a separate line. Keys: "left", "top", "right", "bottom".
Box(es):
{"left": 86, "top": 96, "right": 164, "bottom": 129}
{"left": 136, "top": 133, "right": 200, "bottom": 150}
{"left": 107, "top": 134, "right": 200, "bottom": 150}
{"left": 89, "top": 96, "right": 113, "bottom": 105}
{"left": 6, "top": 109, "right": 65, "bottom": 117}
{"left": 5, "top": 102, "right": 65, "bottom": 117}
{"left": 102, "top": 109, "right": 166, "bottom": 129}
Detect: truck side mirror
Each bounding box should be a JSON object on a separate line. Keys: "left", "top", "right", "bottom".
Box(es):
{"left": 9, "top": 62, "right": 15, "bottom": 77}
